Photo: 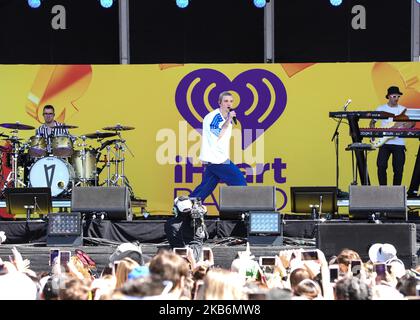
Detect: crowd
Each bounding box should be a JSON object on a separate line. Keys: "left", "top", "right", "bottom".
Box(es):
{"left": 0, "top": 241, "right": 419, "bottom": 300}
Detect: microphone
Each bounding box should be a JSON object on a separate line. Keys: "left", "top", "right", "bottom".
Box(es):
{"left": 228, "top": 107, "right": 237, "bottom": 125}
{"left": 343, "top": 99, "right": 352, "bottom": 111}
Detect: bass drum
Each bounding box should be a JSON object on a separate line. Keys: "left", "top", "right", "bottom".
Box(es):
{"left": 28, "top": 156, "right": 74, "bottom": 197}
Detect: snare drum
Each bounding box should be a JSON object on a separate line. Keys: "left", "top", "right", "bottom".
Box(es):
{"left": 28, "top": 135, "right": 47, "bottom": 158}
{"left": 71, "top": 149, "right": 98, "bottom": 181}
{"left": 51, "top": 135, "right": 73, "bottom": 157}
{"left": 29, "top": 156, "right": 75, "bottom": 196}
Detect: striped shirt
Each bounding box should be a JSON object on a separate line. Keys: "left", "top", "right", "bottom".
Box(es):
{"left": 35, "top": 121, "right": 69, "bottom": 153}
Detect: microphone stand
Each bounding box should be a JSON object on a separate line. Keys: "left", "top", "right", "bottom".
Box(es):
{"left": 331, "top": 107, "right": 348, "bottom": 198}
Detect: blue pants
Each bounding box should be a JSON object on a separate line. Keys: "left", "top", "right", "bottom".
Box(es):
{"left": 190, "top": 160, "right": 247, "bottom": 201}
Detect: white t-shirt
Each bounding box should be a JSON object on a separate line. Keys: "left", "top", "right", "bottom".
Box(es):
{"left": 375, "top": 104, "right": 407, "bottom": 146}
{"left": 199, "top": 109, "right": 232, "bottom": 164}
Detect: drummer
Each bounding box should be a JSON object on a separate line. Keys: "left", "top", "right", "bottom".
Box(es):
{"left": 35, "top": 105, "right": 70, "bottom": 154}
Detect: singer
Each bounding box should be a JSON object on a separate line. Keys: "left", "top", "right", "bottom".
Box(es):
{"left": 189, "top": 91, "right": 247, "bottom": 201}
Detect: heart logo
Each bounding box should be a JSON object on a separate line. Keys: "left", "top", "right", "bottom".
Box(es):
{"left": 175, "top": 68, "right": 287, "bottom": 149}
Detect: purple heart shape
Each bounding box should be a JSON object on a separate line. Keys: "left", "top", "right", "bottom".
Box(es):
{"left": 175, "top": 68, "right": 287, "bottom": 149}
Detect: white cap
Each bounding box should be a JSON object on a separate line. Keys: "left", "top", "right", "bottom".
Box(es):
{"left": 174, "top": 197, "right": 193, "bottom": 212}
{"left": 368, "top": 243, "right": 397, "bottom": 263}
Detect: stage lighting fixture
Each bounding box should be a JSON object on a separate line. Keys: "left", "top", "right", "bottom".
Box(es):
{"left": 28, "top": 0, "right": 41, "bottom": 9}
{"left": 247, "top": 211, "right": 283, "bottom": 246}
{"left": 176, "top": 0, "right": 189, "bottom": 9}
{"left": 330, "top": 0, "right": 343, "bottom": 6}
{"left": 253, "top": 0, "right": 267, "bottom": 8}
{"left": 417, "top": 0, "right": 420, "bottom": 4}
{"left": 47, "top": 212, "right": 83, "bottom": 246}
{"left": 100, "top": 0, "right": 113, "bottom": 9}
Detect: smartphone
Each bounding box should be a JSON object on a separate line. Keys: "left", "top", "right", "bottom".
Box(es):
{"left": 194, "top": 280, "right": 204, "bottom": 300}
{"left": 173, "top": 248, "right": 187, "bottom": 256}
{"left": 59, "top": 251, "right": 71, "bottom": 266}
{"left": 202, "top": 248, "right": 211, "bottom": 261}
{"left": 374, "top": 263, "right": 386, "bottom": 280}
{"left": 248, "top": 292, "right": 267, "bottom": 300}
{"left": 329, "top": 265, "right": 339, "bottom": 282}
{"left": 301, "top": 250, "right": 318, "bottom": 260}
{"left": 350, "top": 260, "right": 362, "bottom": 276}
{"left": 259, "top": 256, "right": 276, "bottom": 266}
{"left": 49, "top": 249, "right": 60, "bottom": 266}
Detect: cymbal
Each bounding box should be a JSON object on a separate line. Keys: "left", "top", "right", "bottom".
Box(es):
{"left": 0, "top": 122, "right": 35, "bottom": 130}
{"left": 52, "top": 124, "right": 78, "bottom": 129}
{"left": 83, "top": 132, "right": 117, "bottom": 139}
{"left": 102, "top": 124, "right": 135, "bottom": 131}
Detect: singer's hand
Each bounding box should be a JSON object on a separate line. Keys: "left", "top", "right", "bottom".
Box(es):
{"left": 228, "top": 110, "right": 236, "bottom": 119}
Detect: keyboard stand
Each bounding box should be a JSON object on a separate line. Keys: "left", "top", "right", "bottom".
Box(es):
{"left": 345, "top": 143, "right": 375, "bottom": 186}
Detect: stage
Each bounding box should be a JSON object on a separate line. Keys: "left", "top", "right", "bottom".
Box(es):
{"left": 0, "top": 218, "right": 419, "bottom": 273}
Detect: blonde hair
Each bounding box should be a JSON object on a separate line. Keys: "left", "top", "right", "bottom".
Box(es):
{"left": 218, "top": 91, "right": 233, "bottom": 103}
{"left": 203, "top": 269, "right": 244, "bottom": 300}
{"left": 115, "top": 257, "right": 140, "bottom": 289}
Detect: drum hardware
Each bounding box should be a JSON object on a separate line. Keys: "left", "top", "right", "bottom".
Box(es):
{"left": 1, "top": 128, "right": 27, "bottom": 190}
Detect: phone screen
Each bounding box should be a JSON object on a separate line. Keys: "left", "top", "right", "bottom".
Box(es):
{"left": 260, "top": 257, "right": 276, "bottom": 266}
{"left": 248, "top": 293, "right": 267, "bottom": 300}
{"left": 329, "top": 267, "right": 338, "bottom": 282}
{"left": 301, "top": 251, "right": 318, "bottom": 260}
{"left": 174, "top": 248, "right": 187, "bottom": 256}
{"left": 49, "top": 249, "right": 60, "bottom": 266}
{"left": 59, "top": 251, "right": 71, "bottom": 266}
{"left": 351, "top": 260, "right": 362, "bottom": 276}
{"left": 203, "top": 249, "right": 211, "bottom": 261}
{"left": 374, "top": 263, "right": 386, "bottom": 279}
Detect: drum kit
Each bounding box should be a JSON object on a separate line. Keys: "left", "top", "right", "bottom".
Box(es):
{"left": 0, "top": 122, "right": 135, "bottom": 198}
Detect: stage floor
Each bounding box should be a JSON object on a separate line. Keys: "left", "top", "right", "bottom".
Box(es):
{"left": 0, "top": 219, "right": 419, "bottom": 273}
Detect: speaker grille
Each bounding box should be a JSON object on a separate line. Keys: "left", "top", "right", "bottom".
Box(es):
{"left": 219, "top": 186, "right": 276, "bottom": 212}
{"left": 349, "top": 185, "right": 406, "bottom": 219}
{"left": 317, "top": 223, "right": 417, "bottom": 268}
{"left": 71, "top": 187, "right": 131, "bottom": 220}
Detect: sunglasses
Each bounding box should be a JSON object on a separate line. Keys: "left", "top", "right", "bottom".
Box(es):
{"left": 43, "top": 113, "right": 54, "bottom": 115}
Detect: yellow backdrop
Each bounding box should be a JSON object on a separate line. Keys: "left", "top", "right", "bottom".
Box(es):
{"left": 0, "top": 62, "right": 419, "bottom": 216}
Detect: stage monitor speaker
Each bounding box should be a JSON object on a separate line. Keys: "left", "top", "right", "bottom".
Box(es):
{"left": 349, "top": 185, "right": 407, "bottom": 220}
{"left": 219, "top": 186, "right": 276, "bottom": 219}
{"left": 317, "top": 223, "right": 417, "bottom": 268}
{"left": 71, "top": 186, "right": 132, "bottom": 221}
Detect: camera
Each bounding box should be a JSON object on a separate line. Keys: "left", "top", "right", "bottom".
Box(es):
{"left": 301, "top": 250, "right": 318, "bottom": 260}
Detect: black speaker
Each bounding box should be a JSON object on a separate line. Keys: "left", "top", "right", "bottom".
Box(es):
{"left": 71, "top": 187, "right": 132, "bottom": 220}
{"left": 219, "top": 186, "right": 276, "bottom": 219}
{"left": 317, "top": 223, "right": 417, "bottom": 268}
{"left": 349, "top": 185, "right": 407, "bottom": 220}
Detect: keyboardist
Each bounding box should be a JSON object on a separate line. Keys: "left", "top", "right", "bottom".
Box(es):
{"left": 369, "top": 86, "right": 415, "bottom": 186}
